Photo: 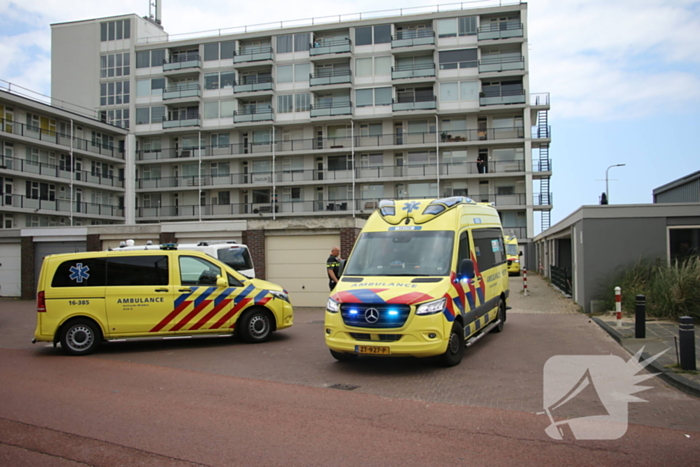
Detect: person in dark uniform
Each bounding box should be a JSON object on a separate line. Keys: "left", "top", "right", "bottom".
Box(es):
{"left": 326, "top": 246, "right": 341, "bottom": 291}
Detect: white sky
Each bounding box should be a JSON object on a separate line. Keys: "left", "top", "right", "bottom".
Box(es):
{"left": 1, "top": 0, "right": 699, "bottom": 230}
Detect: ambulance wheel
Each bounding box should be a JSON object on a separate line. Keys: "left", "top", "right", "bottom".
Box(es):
{"left": 60, "top": 318, "right": 101, "bottom": 356}
{"left": 330, "top": 350, "right": 358, "bottom": 362}
{"left": 492, "top": 300, "right": 506, "bottom": 333}
{"left": 238, "top": 308, "right": 274, "bottom": 343}
{"left": 438, "top": 321, "right": 464, "bottom": 367}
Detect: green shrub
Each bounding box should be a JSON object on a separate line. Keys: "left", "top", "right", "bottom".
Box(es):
{"left": 601, "top": 257, "right": 700, "bottom": 321}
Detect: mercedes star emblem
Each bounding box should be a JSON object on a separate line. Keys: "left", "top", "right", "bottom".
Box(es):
{"left": 364, "top": 308, "right": 379, "bottom": 323}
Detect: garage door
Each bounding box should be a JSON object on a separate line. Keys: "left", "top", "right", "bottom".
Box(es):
{"left": 35, "top": 242, "right": 87, "bottom": 290}
{"left": 266, "top": 234, "right": 340, "bottom": 308}
{"left": 0, "top": 244, "right": 21, "bottom": 297}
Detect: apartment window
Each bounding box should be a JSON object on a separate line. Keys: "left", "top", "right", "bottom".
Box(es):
{"left": 439, "top": 49, "right": 477, "bottom": 69}
{"left": 142, "top": 165, "right": 161, "bottom": 180}
{"left": 397, "top": 87, "right": 434, "bottom": 103}
{"left": 295, "top": 93, "right": 311, "bottom": 111}
{"left": 217, "top": 191, "right": 230, "bottom": 205}
{"left": 407, "top": 182, "right": 437, "bottom": 198}
{"left": 355, "top": 87, "right": 392, "bottom": 107}
{"left": 136, "top": 50, "right": 165, "bottom": 69}
{"left": 442, "top": 150, "right": 467, "bottom": 164}
{"left": 277, "top": 64, "right": 311, "bottom": 83}
{"left": 141, "top": 138, "right": 162, "bottom": 153}
{"left": 328, "top": 155, "right": 352, "bottom": 171}
{"left": 355, "top": 56, "right": 392, "bottom": 76}
{"left": 440, "top": 81, "right": 479, "bottom": 101}
{"left": 211, "top": 133, "right": 230, "bottom": 148}
{"left": 204, "top": 43, "right": 219, "bottom": 61}
{"left": 100, "top": 19, "right": 130, "bottom": 41}
{"left": 26, "top": 181, "right": 55, "bottom": 201}
{"left": 210, "top": 162, "right": 230, "bottom": 176}
{"left": 277, "top": 34, "right": 310, "bottom": 54}
{"left": 204, "top": 71, "right": 235, "bottom": 90}
{"left": 100, "top": 80, "right": 130, "bottom": 105}
{"left": 355, "top": 24, "right": 391, "bottom": 46}
{"left": 278, "top": 95, "right": 293, "bottom": 113}
{"left": 407, "top": 151, "right": 436, "bottom": 166}
{"left": 360, "top": 153, "right": 383, "bottom": 168}
{"left": 437, "top": 16, "right": 477, "bottom": 38}
{"left": 440, "top": 82, "right": 458, "bottom": 102}
{"left": 361, "top": 184, "right": 383, "bottom": 199}
{"left": 100, "top": 109, "right": 130, "bottom": 129}
{"left": 150, "top": 106, "right": 165, "bottom": 123}
{"left": 91, "top": 131, "right": 114, "bottom": 149}
{"left": 100, "top": 53, "right": 130, "bottom": 78}
{"left": 136, "top": 107, "right": 149, "bottom": 125}
{"left": 221, "top": 101, "right": 236, "bottom": 118}
{"left": 282, "top": 157, "right": 303, "bottom": 173}
{"left": 282, "top": 187, "right": 302, "bottom": 202}
{"left": 220, "top": 41, "right": 235, "bottom": 60}
{"left": 204, "top": 102, "right": 219, "bottom": 119}
{"left": 359, "top": 123, "right": 382, "bottom": 137}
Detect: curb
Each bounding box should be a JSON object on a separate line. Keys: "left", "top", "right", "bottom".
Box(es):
{"left": 591, "top": 317, "right": 700, "bottom": 399}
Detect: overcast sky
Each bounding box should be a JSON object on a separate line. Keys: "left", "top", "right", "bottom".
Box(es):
{"left": 1, "top": 0, "right": 699, "bottom": 232}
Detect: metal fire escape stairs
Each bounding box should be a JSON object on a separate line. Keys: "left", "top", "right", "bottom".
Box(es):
{"left": 536, "top": 109, "right": 551, "bottom": 231}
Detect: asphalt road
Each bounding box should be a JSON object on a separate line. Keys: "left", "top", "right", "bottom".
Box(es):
{"left": 1, "top": 276, "right": 699, "bottom": 466}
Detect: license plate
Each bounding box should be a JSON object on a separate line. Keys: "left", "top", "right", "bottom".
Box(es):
{"left": 355, "top": 345, "right": 390, "bottom": 355}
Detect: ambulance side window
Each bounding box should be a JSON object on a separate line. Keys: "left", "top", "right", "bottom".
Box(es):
{"left": 458, "top": 231, "right": 471, "bottom": 264}
{"left": 52, "top": 258, "right": 108, "bottom": 287}
{"left": 179, "top": 256, "right": 221, "bottom": 286}
{"left": 472, "top": 228, "right": 506, "bottom": 270}
{"left": 107, "top": 255, "right": 169, "bottom": 286}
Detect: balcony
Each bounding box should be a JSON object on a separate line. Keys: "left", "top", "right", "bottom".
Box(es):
{"left": 391, "top": 63, "right": 436, "bottom": 80}
{"left": 1, "top": 193, "right": 123, "bottom": 217}
{"left": 233, "top": 105, "right": 274, "bottom": 123}
{"left": 310, "top": 100, "right": 352, "bottom": 118}
{"left": 233, "top": 46, "right": 273, "bottom": 64}
{"left": 0, "top": 156, "right": 125, "bottom": 187}
{"left": 479, "top": 89, "right": 526, "bottom": 106}
{"left": 392, "top": 30, "right": 435, "bottom": 48}
{"left": 309, "top": 39, "right": 351, "bottom": 57}
{"left": 233, "top": 76, "right": 274, "bottom": 94}
{"left": 310, "top": 69, "right": 352, "bottom": 87}
{"left": 477, "top": 22, "right": 524, "bottom": 41}
{"left": 0, "top": 118, "right": 124, "bottom": 159}
{"left": 478, "top": 55, "right": 525, "bottom": 73}
{"left": 163, "top": 83, "right": 201, "bottom": 100}
{"left": 162, "top": 114, "right": 201, "bottom": 129}
{"left": 163, "top": 54, "right": 202, "bottom": 72}
{"left": 392, "top": 96, "right": 436, "bottom": 112}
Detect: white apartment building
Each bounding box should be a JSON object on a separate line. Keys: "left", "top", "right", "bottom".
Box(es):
{"left": 49, "top": 0, "right": 552, "bottom": 239}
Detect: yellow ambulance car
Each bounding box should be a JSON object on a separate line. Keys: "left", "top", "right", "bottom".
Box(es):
{"left": 325, "top": 197, "right": 509, "bottom": 367}
{"left": 505, "top": 235, "right": 522, "bottom": 276}
{"left": 33, "top": 248, "right": 293, "bottom": 355}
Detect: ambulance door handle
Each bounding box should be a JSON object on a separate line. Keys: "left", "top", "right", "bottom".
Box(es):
{"left": 155, "top": 288, "right": 169, "bottom": 292}
{"left": 179, "top": 288, "right": 194, "bottom": 292}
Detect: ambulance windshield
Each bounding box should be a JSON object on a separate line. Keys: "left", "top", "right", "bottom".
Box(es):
{"left": 506, "top": 244, "right": 519, "bottom": 256}
{"left": 344, "top": 230, "right": 454, "bottom": 277}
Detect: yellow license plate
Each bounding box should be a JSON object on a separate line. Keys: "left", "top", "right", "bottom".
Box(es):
{"left": 356, "top": 345, "right": 390, "bottom": 355}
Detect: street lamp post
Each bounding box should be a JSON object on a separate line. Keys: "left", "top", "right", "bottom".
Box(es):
{"left": 606, "top": 164, "right": 626, "bottom": 203}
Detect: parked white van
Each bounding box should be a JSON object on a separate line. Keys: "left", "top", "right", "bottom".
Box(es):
{"left": 112, "top": 240, "right": 256, "bottom": 278}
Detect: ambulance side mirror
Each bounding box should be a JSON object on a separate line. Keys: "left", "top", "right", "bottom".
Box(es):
{"left": 216, "top": 275, "right": 228, "bottom": 288}
{"left": 519, "top": 251, "right": 523, "bottom": 256}
{"left": 458, "top": 259, "right": 475, "bottom": 280}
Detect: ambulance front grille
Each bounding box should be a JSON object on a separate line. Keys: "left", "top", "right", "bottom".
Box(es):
{"left": 349, "top": 333, "right": 403, "bottom": 342}
{"left": 340, "top": 304, "right": 411, "bottom": 328}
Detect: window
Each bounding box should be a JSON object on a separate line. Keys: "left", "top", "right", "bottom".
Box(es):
{"left": 221, "top": 101, "right": 236, "bottom": 118}
{"left": 278, "top": 95, "right": 293, "bottom": 113}
{"left": 277, "top": 35, "right": 293, "bottom": 54}
{"left": 328, "top": 155, "right": 352, "bottom": 171}
{"left": 439, "top": 49, "right": 477, "bottom": 69}
{"left": 100, "top": 80, "right": 130, "bottom": 106}
{"left": 359, "top": 123, "right": 382, "bottom": 137}
{"left": 100, "top": 19, "right": 130, "bottom": 42}
{"left": 355, "top": 24, "right": 391, "bottom": 46}
{"left": 217, "top": 191, "right": 230, "bottom": 205}
{"left": 437, "top": 16, "right": 477, "bottom": 38}
{"left": 210, "top": 161, "right": 230, "bottom": 176}
{"left": 670, "top": 228, "right": 700, "bottom": 264}
{"left": 151, "top": 49, "right": 165, "bottom": 67}
{"left": 142, "top": 165, "right": 161, "bottom": 180}
{"left": 210, "top": 133, "right": 230, "bottom": 148}
{"left": 440, "top": 81, "right": 479, "bottom": 101}
{"left": 437, "top": 19, "right": 457, "bottom": 38}
{"left": 295, "top": 93, "right": 311, "bottom": 111}
{"left": 151, "top": 78, "right": 165, "bottom": 95}
{"left": 150, "top": 106, "right": 165, "bottom": 123}
{"left": 472, "top": 228, "right": 505, "bottom": 270}
{"left": 204, "top": 71, "right": 234, "bottom": 90}
{"left": 203, "top": 102, "right": 219, "bottom": 120}
{"left": 136, "top": 107, "right": 150, "bottom": 125}
{"left": 100, "top": 52, "right": 130, "bottom": 78}
{"left": 252, "top": 189, "right": 270, "bottom": 203}
{"left": 100, "top": 109, "right": 130, "bottom": 129}
{"left": 106, "top": 256, "right": 169, "bottom": 286}
{"left": 204, "top": 43, "right": 219, "bottom": 61}
{"left": 282, "top": 187, "right": 302, "bottom": 201}
{"left": 458, "top": 17, "right": 478, "bottom": 35}
{"left": 136, "top": 51, "right": 150, "bottom": 68}
{"left": 294, "top": 33, "right": 310, "bottom": 52}
{"left": 52, "top": 258, "right": 108, "bottom": 287}
{"left": 355, "top": 87, "right": 391, "bottom": 107}
{"left": 277, "top": 64, "right": 310, "bottom": 83}
{"left": 360, "top": 153, "right": 383, "bottom": 168}
{"left": 355, "top": 56, "right": 392, "bottom": 76}
{"left": 440, "top": 82, "right": 458, "bottom": 102}
{"left": 221, "top": 42, "right": 235, "bottom": 60}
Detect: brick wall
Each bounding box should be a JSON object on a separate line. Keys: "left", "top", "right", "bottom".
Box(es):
{"left": 21, "top": 236, "right": 35, "bottom": 300}
{"left": 160, "top": 232, "right": 177, "bottom": 245}
{"left": 243, "top": 230, "right": 266, "bottom": 280}
{"left": 339, "top": 228, "right": 361, "bottom": 259}
{"left": 86, "top": 234, "right": 101, "bottom": 251}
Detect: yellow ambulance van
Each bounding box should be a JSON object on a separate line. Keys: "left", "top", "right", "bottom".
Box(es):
{"left": 33, "top": 247, "right": 293, "bottom": 355}
{"left": 325, "top": 197, "right": 509, "bottom": 367}
{"left": 505, "top": 235, "right": 523, "bottom": 276}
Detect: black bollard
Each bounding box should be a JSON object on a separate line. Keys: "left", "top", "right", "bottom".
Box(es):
{"left": 635, "top": 295, "right": 646, "bottom": 339}
{"left": 679, "top": 317, "right": 697, "bottom": 371}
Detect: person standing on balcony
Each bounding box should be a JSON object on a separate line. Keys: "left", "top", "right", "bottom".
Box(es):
{"left": 476, "top": 154, "right": 486, "bottom": 174}
{"left": 327, "top": 246, "right": 341, "bottom": 291}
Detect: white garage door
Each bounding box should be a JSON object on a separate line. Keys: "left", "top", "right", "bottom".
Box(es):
{"left": 0, "top": 244, "right": 21, "bottom": 297}
{"left": 266, "top": 234, "right": 340, "bottom": 308}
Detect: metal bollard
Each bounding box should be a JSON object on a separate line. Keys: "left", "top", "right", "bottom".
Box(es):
{"left": 523, "top": 268, "right": 528, "bottom": 296}
{"left": 615, "top": 286, "right": 622, "bottom": 327}
{"left": 679, "top": 317, "right": 697, "bottom": 371}
{"left": 635, "top": 295, "right": 646, "bottom": 339}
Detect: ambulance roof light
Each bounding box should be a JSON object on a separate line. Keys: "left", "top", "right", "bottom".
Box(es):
{"left": 160, "top": 243, "right": 178, "bottom": 250}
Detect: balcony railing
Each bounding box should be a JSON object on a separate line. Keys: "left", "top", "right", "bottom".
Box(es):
{"left": 392, "top": 30, "right": 435, "bottom": 48}
{"left": 134, "top": 127, "right": 530, "bottom": 160}
{"left": 310, "top": 69, "right": 352, "bottom": 86}
{"left": 0, "top": 156, "right": 125, "bottom": 188}
{"left": 391, "top": 63, "right": 436, "bottom": 80}
{"left": 0, "top": 118, "right": 123, "bottom": 159}
{"left": 134, "top": 160, "right": 529, "bottom": 189}
{"left": 234, "top": 105, "right": 274, "bottom": 123}
{"left": 531, "top": 92, "right": 550, "bottom": 106}
{"left": 309, "top": 38, "right": 352, "bottom": 56}
{"left": 162, "top": 113, "right": 201, "bottom": 128}
{"left": 163, "top": 83, "right": 201, "bottom": 100}
{"left": 392, "top": 96, "right": 436, "bottom": 111}
{"left": 1, "top": 193, "right": 124, "bottom": 217}
{"left": 233, "top": 76, "right": 274, "bottom": 93}
{"left": 163, "top": 54, "right": 202, "bottom": 72}
{"left": 477, "top": 22, "right": 524, "bottom": 40}
{"left": 478, "top": 55, "right": 525, "bottom": 73}
{"left": 310, "top": 100, "right": 352, "bottom": 117}
{"left": 479, "top": 89, "right": 526, "bottom": 106}
{"left": 234, "top": 46, "right": 273, "bottom": 63}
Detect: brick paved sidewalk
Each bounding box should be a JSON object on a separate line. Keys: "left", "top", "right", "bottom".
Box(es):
{"left": 593, "top": 315, "right": 700, "bottom": 398}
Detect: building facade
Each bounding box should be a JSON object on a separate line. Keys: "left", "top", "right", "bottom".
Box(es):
{"left": 653, "top": 170, "right": 700, "bottom": 204}
{"left": 50, "top": 1, "right": 552, "bottom": 239}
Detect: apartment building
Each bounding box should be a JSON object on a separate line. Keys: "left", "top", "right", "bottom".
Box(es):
{"left": 50, "top": 1, "right": 552, "bottom": 239}
{"left": 0, "top": 86, "right": 128, "bottom": 229}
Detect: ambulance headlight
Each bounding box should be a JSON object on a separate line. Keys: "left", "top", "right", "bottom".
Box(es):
{"left": 415, "top": 298, "right": 447, "bottom": 316}
{"left": 327, "top": 297, "right": 340, "bottom": 313}
{"left": 270, "top": 290, "right": 289, "bottom": 302}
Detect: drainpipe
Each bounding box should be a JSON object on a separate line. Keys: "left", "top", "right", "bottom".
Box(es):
{"left": 69, "top": 118, "right": 74, "bottom": 225}
{"left": 351, "top": 120, "right": 355, "bottom": 218}
{"left": 198, "top": 131, "right": 202, "bottom": 222}
{"left": 272, "top": 125, "right": 276, "bottom": 220}
{"left": 435, "top": 114, "right": 440, "bottom": 196}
